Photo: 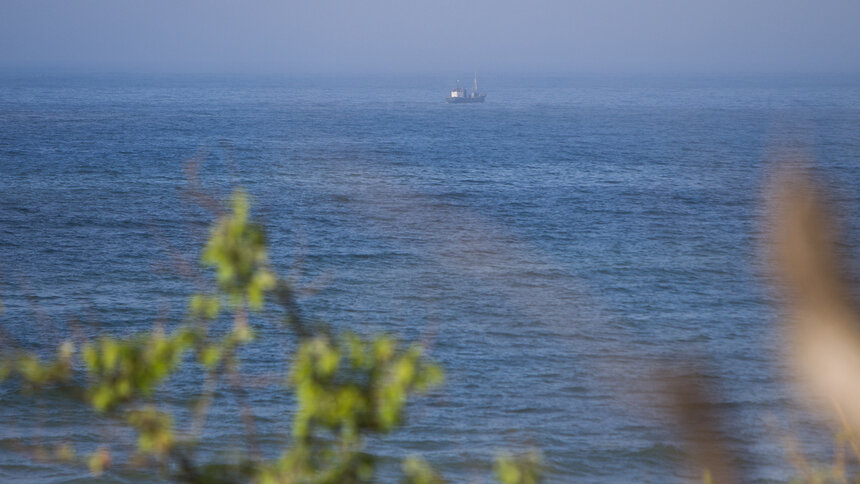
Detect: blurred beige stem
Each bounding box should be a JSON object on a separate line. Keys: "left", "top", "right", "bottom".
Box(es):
{"left": 665, "top": 370, "right": 740, "bottom": 484}
{"left": 771, "top": 172, "right": 860, "bottom": 431}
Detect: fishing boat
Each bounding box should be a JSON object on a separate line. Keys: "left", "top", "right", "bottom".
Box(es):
{"left": 447, "top": 72, "right": 486, "bottom": 103}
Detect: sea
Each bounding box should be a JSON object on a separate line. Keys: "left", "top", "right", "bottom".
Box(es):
{"left": 1, "top": 73, "right": 859, "bottom": 483}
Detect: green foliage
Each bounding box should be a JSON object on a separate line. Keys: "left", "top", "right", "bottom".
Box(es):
{"left": 82, "top": 327, "right": 195, "bottom": 411}
{"left": 88, "top": 447, "right": 111, "bottom": 476}
{"left": 258, "top": 445, "right": 375, "bottom": 484}
{"left": 290, "top": 333, "right": 443, "bottom": 442}
{"left": 190, "top": 293, "right": 221, "bottom": 321}
{"left": 0, "top": 188, "right": 539, "bottom": 483}
{"left": 253, "top": 334, "right": 444, "bottom": 483}
{"left": 194, "top": 320, "right": 255, "bottom": 372}
{"left": 402, "top": 456, "right": 446, "bottom": 484}
{"left": 202, "top": 191, "right": 275, "bottom": 310}
{"left": 0, "top": 340, "right": 74, "bottom": 389}
{"left": 494, "top": 451, "right": 543, "bottom": 484}
{"left": 127, "top": 406, "right": 175, "bottom": 457}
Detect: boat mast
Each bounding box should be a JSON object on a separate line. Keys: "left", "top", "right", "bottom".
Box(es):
{"left": 474, "top": 72, "right": 478, "bottom": 93}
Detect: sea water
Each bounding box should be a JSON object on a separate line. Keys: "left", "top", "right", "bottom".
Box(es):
{"left": 1, "top": 73, "right": 860, "bottom": 482}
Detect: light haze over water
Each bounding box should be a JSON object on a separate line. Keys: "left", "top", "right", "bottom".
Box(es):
{"left": 2, "top": 0, "right": 860, "bottom": 482}
{"left": 2, "top": 73, "right": 860, "bottom": 482}
{"left": 1, "top": 1, "right": 859, "bottom": 75}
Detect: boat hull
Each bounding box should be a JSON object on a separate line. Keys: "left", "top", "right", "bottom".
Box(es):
{"left": 446, "top": 95, "right": 486, "bottom": 103}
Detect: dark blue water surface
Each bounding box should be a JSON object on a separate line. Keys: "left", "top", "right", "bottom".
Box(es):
{"left": 1, "top": 74, "right": 860, "bottom": 482}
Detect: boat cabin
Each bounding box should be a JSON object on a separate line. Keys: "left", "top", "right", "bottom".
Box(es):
{"left": 450, "top": 86, "right": 466, "bottom": 98}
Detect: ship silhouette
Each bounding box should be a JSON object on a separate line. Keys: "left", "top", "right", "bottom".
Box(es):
{"left": 447, "top": 72, "right": 486, "bottom": 103}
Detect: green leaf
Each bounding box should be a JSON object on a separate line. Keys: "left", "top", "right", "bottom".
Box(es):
{"left": 494, "top": 451, "right": 542, "bottom": 484}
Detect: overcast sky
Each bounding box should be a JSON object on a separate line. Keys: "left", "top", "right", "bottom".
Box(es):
{"left": 1, "top": 0, "right": 858, "bottom": 75}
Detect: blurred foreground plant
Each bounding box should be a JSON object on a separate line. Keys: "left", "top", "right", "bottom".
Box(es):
{"left": 768, "top": 171, "right": 860, "bottom": 483}
{"left": 661, "top": 169, "right": 860, "bottom": 483}
{"left": 13, "top": 165, "right": 860, "bottom": 483}
{"left": 0, "top": 189, "right": 540, "bottom": 483}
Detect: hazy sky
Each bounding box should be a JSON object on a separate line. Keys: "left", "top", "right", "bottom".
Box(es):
{"left": 1, "top": 0, "right": 858, "bottom": 74}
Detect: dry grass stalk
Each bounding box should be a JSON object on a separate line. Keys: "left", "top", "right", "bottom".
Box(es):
{"left": 664, "top": 369, "right": 740, "bottom": 484}
{"left": 771, "top": 171, "right": 860, "bottom": 432}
